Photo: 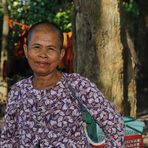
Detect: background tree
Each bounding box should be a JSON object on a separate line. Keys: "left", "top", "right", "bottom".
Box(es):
{"left": 0, "top": 0, "right": 9, "bottom": 106}
{"left": 73, "top": 0, "right": 139, "bottom": 117}
{"left": 134, "top": 0, "right": 148, "bottom": 110}
{"left": 122, "top": 0, "right": 148, "bottom": 113}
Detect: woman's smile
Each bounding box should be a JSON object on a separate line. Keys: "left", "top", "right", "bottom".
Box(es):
{"left": 35, "top": 61, "right": 50, "bottom": 68}
{"left": 24, "top": 28, "right": 65, "bottom": 76}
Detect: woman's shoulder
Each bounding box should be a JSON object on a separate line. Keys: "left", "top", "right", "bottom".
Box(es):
{"left": 64, "top": 72, "right": 81, "bottom": 79}
{"left": 7, "top": 76, "right": 32, "bottom": 103}
{"left": 64, "top": 72, "right": 87, "bottom": 82}
{"left": 63, "top": 72, "right": 95, "bottom": 87}
{"left": 63, "top": 73, "right": 102, "bottom": 98}
{"left": 10, "top": 76, "right": 32, "bottom": 90}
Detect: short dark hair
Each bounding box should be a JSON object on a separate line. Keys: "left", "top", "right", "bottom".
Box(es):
{"left": 26, "top": 21, "right": 64, "bottom": 49}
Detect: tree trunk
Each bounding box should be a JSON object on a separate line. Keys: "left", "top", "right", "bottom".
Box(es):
{"left": 135, "top": 0, "right": 148, "bottom": 109}
{"left": 73, "top": 0, "right": 137, "bottom": 116}
{"left": 0, "top": 0, "right": 9, "bottom": 105}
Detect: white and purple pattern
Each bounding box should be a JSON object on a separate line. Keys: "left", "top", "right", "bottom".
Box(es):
{"left": 0, "top": 73, "right": 124, "bottom": 148}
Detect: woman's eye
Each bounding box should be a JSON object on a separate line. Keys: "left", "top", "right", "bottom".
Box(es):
{"left": 48, "top": 48, "right": 56, "bottom": 51}
{"left": 33, "top": 46, "right": 40, "bottom": 49}
{"left": 29, "top": 46, "right": 40, "bottom": 50}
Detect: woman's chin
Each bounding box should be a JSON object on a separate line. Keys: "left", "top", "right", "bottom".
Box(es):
{"left": 33, "top": 71, "right": 50, "bottom": 77}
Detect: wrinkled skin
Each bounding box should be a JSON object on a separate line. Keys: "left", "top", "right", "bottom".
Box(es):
{"left": 23, "top": 25, "right": 65, "bottom": 89}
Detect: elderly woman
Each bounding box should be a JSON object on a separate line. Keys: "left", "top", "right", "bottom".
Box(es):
{"left": 0, "top": 21, "right": 124, "bottom": 148}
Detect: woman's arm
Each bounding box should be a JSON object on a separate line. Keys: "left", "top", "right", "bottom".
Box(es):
{"left": 0, "top": 87, "right": 20, "bottom": 148}
{"left": 76, "top": 77, "right": 125, "bottom": 147}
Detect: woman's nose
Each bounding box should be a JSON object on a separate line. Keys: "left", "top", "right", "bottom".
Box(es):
{"left": 39, "top": 53, "right": 47, "bottom": 58}
{"left": 39, "top": 49, "right": 48, "bottom": 58}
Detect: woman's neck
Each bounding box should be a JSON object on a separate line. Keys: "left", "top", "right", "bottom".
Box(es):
{"left": 32, "top": 71, "right": 62, "bottom": 89}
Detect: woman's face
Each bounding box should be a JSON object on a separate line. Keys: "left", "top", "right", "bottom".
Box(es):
{"left": 24, "top": 27, "right": 65, "bottom": 77}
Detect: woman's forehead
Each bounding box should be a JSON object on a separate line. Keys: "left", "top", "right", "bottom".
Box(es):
{"left": 30, "top": 30, "right": 59, "bottom": 43}
{"left": 29, "top": 30, "right": 61, "bottom": 49}
{"left": 32, "top": 24, "right": 60, "bottom": 38}
{"left": 27, "top": 23, "right": 63, "bottom": 48}
{"left": 33, "top": 24, "right": 57, "bottom": 34}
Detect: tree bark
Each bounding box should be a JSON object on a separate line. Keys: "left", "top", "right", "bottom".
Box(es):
{"left": 134, "top": 0, "right": 148, "bottom": 109}
{"left": 73, "top": 0, "right": 137, "bottom": 116}
{"left": 0, "top": 0, "right": 9, "bottom": 105}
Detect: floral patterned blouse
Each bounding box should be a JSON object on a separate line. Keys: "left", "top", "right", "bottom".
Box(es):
{"left": 0, "top": 73, "right": 124, "bottom": 148}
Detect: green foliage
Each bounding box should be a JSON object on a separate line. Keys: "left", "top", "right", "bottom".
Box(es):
{"left": 54, "top": 10, "right": 72, "bottom": 32}
{"left": 0, "top": 3, "right": 3, "bottom": 18}
{"left": 123, "top": 0, "right": 139, "bottom": 16}
{"left": 8, "top": 0, "right": 73, "bottom": 32}
{"left": 7, "top": 0, "right": 73, "bottom": 54}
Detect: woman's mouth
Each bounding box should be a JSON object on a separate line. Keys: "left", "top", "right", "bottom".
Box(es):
{"left": 35, "top": 61, "right": 49, "bottom": 67}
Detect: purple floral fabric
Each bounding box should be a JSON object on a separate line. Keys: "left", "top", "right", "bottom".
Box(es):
{"left": 0, "top": 73, "right": 124, "bottom": 148}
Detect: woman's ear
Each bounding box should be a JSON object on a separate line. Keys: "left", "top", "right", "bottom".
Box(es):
{"left": 60, "top": 48, "right": 65, "bottom": 60}
{"left": 23, "top": 44, "right": 28, "bottom": 59}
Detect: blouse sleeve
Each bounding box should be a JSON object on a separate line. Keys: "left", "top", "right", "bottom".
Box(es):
{"left": 75, "top": 76, "right": 125, "bottom": 147}
{"left": 0, "top": 86, "right": 20, "bottom": 148}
